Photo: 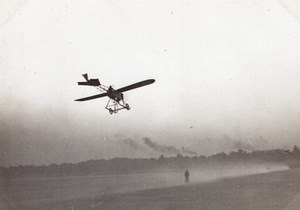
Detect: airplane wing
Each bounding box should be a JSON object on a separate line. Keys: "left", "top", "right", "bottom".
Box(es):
{"left": 116, "top": 79, "right": 155, "bottom": 93}
{"left": 75, "top": 93, "right": 108, "bottom": 101}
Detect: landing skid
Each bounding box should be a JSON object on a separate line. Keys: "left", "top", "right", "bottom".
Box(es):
{"left": 105, "top": 99, "right": 130, "bottom": 114}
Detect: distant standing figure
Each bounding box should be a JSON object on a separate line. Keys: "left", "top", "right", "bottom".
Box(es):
{"left": 185, "top": 169, "right": 190, "bottom": 183}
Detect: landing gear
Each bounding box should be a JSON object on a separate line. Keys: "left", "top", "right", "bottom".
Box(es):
{"left": 105, "top": 99, "right": 131, "bottom": 114}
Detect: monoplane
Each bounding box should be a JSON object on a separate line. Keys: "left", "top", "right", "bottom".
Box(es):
{"left": 75, "top": 74, "right": 155, "bottom": 114}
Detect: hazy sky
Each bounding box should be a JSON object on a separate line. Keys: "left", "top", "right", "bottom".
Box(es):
{"left": 1, "top": 0, "right": 300, "bottom": 166}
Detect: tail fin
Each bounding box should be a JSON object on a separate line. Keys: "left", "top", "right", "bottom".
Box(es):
{"left": 82, "top": 73, "right": 88, "bottom": 81}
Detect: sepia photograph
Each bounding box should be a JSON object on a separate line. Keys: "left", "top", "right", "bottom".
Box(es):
{"left": 1, "top": 0, "right": 300, "bottom": 209}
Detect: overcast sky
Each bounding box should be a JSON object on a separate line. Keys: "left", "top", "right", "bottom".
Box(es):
{"left": 1, "top": 0, "right": 300, "bottom": 166}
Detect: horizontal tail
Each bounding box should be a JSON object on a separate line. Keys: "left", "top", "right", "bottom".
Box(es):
{"left": 78, "top": 73, "right": 101, "bottom": 86}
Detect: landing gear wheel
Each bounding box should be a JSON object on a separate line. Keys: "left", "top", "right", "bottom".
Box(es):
{"left": 109, "top": 109, "right": 113, "bottom": 115}
{"left": 125, "top": 104, "right": 130, "bottom": 110}
{"left": 114, "top": 110, "right": 118, "bottom": 114}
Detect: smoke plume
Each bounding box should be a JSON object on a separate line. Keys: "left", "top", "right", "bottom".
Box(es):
{"left": 143, "top": 137, "right": 197, "bottom": 156}
{"left": 233, "top": 140, "right": 255, "bottom": 151}
{"left": 181, "top": 147, "right": 197, "bottom": 155}
{"left": 232, "top": 136, "right": 268, "bottom": 151}
{"left": 122, "top": 138, "right": 145, "bottom": 150}
{"left": 143, "top": 137, "right": 180, "bottom": 155}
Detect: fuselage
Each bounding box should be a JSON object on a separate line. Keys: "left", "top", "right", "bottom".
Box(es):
{"left": 107, "top": 86, "right": 123, "bottom": 102}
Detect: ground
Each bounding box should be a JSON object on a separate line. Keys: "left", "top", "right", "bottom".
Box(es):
{"left": 99, "top": 168, "right": 300, "bottom": 210}
{"left": 1, "top": 168, "right": 300, "bottom": 210}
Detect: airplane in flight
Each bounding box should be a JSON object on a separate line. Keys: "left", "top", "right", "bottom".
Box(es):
{"left": 75, "top": 74, "right": 155, "bottom": 114}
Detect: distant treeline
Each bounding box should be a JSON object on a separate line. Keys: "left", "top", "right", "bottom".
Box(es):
{"left": 1, "top": 146, "right": 300, "bottom": 178}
